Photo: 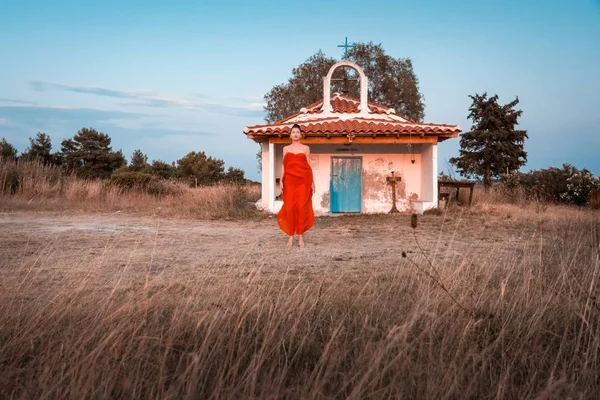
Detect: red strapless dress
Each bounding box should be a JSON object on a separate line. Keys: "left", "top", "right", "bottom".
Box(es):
{"left": 277, "top": 152, "right": 315, "bottom": 235}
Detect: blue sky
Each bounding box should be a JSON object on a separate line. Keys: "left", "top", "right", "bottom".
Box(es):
{"left": 1, "top": 0, "right": 599, "bottom": 181}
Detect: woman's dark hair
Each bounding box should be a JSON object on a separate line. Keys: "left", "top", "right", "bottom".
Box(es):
{"left": 290, "top": 124, "right": 302, "bottom": 133}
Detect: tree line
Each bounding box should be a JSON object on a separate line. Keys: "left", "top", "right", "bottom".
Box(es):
{"left": 0, "top": 128, "right": 246, "bottom": 185}
{"left": 2, "top": 42, "right": 598, "bottom": 204}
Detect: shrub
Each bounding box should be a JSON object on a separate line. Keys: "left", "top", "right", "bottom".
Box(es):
{"left": 109, "top": 171, "right": 181, "bottom": 196}
{"left": 501, "top": 164, "right": 600, "bottom": 206}
{"left": 110, "top": 171, "right": 154, "bottom": 187}
{"left": 562, "top": 169, "right": 600, "bottom": 205}
{"left": 147, "top": 160, "right": 176, "bottom": 180}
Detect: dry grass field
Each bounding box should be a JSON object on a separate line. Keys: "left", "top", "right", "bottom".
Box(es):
{"left": 1, "top": 162, "right": 599, "bottom": 398}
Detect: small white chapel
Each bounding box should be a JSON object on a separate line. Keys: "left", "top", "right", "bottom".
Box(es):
{"left": 243, "top": 60, "right": 461, "bottom": 214}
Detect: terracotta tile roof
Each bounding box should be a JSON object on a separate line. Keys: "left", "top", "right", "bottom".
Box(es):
{"left": 245, "top": 119, "right": 461, "bottom": 137}
{"left": 300, "top": 96, "right": 390, "bottom": 115}
{"left": 244, "top": 93, "right": 461, "bottom": 140}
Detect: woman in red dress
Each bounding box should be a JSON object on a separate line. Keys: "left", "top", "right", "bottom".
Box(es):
{"left": 277, "top": 124, "right": 315, "bottom": 247}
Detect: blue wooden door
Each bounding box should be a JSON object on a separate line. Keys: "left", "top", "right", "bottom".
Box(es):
{"left": 330, "top": 157, "right": 362, "bottom": 213}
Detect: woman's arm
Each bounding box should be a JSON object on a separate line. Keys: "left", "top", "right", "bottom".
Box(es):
{"left": 280, "top": 147, "right": 287, "bottom": 192}
{"left": 305, "top": 146, "right": 315, "bottom": 194}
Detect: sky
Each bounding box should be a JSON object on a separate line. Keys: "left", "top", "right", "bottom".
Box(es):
{"left": 1, "top": 0, "right": 599, "bottom": 181}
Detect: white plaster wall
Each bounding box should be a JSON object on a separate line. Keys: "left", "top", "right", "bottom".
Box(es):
{"left": 421, "top": 144, "right": 434, "bottom": 202}
{"left": 260, "top": 142, "right": 269, "bottom": 210}
{"left": 273, "top": 144, "right": 283, "bottom": 198}
{"left": 279, "top": 144, "right": 425, "bottom": 214}
{"left": 412, "top": 144, "right": 438, "bottom": 213}
{"left": 264, "top": 143, "right": 432, "bottom": 214}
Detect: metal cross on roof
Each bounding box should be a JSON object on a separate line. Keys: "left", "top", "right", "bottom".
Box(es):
{"left": 337, "top": 37, "right": 354, "bottom": 59}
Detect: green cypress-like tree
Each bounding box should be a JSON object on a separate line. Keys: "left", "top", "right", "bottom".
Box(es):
{"left": 450, "top": 93, "right": 528, "bottom": 187}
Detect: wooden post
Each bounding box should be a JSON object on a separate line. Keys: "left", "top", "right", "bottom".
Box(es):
{"left": 468, "top": 186, "right": 474, "bottom": 206}
{"left": 386, "top": 171, "right": 402, "bottom": 214}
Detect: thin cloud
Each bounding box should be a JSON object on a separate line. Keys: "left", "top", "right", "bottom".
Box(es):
{"left": 0, "top": 104, "right": 215, "bottom": 152}
{"left": 30, "top": 81, "right": 198, "bottom": 109}
{"left": 190, "top": 92, "right": 213, "bottom": 99}
{"left": 0, "top": 104, "right": 146, "bottom": 124}
{"left": 0, "top": 104, "right": 222, "bottom": 138}
{"left": 201, "top": 103, "right": 265, "bottom": 118}
{"left": 0, "top": 97, "right": 37, "bottom": 105}
{"left": 244, "top": 102, "right": 266, "bottom": 111}
{"left": 218, "top": 95, "right": 266, "bottom": 112}
{"left": 0, "top": 104, "right": 149, "bottom": 140}
{"left": 29, "top": 80, "right": 266, "bottom": 117}
{"left": 228, "top": 95, "right": 265, "bottom": 103}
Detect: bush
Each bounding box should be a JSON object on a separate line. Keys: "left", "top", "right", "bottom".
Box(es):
{"left": 109, "top": 171, "right": 181, "bottom": 196}
{"left": 501, "top": 164, "right": 600, "bottom": 206}
{"left": 110, "top": 171, "right": 154, "bottom": 188}
{"left": 147, "top": 160, "right": 176, "bottom": 180}
{"left": 563, "top": 169, "right": 600, "bottom": 205}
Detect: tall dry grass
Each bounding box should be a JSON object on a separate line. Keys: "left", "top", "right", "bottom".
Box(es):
{"left": 0, "top": 157, "right": 260, "bottom": 219}
{"left": 440, "top": 184, "right": 598, "bottom": 222}
{"left": 591, "top": 190, "right": 600, "bottom": 209}
{"left": 2, "top": 158, "right": 600, "bottom": 397}
{"left": 1, "top": 212, "right": 599, "bottom": 398}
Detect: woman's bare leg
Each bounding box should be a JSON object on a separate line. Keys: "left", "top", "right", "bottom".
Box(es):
{"left": 298, "top": 234, "right": 305, "bottom": 248}
{"left": 287, "top": 236, "right": 294, "bottom": 247}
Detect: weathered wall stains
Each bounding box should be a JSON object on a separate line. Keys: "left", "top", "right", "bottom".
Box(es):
{"left": 320, "top": 190, "right": 330, "bottom": 208}
{"left": 362, "top": 158, "right": 411, "bottom": 213}
{"left": 362, "top": 169, "right": 391, "bottom": 207}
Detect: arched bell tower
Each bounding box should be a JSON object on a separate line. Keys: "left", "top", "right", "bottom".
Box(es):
{"left": 321, "top": 61, "right": 370, "bottom": 116}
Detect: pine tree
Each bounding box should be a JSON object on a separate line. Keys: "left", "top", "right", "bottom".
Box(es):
{"left": 148, "top": 160, "right": 176, "bottom": 179}
{"left": 225, "top": 166, "right": 245, "bottom": 182}
{"left": 60, "top": 127, "right": 126, "bottom": 179}
{"left": 0, "top": 138, "right": 18, "bottom": 160}
{"left": 450, "top": 93, "right": 528, "bottom": 187}
{"left": 129, "top": 149, "right": 149, "bottom": 172}
{"left": 21, "top": 132, "right": 56, "bottom": 164}
{"left": 176, "top": 151, "right": 225, "bottom": 186}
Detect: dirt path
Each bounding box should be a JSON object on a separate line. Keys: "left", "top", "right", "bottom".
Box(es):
{"left": 0, "top": 211, "right": 536, "bottom": 289}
